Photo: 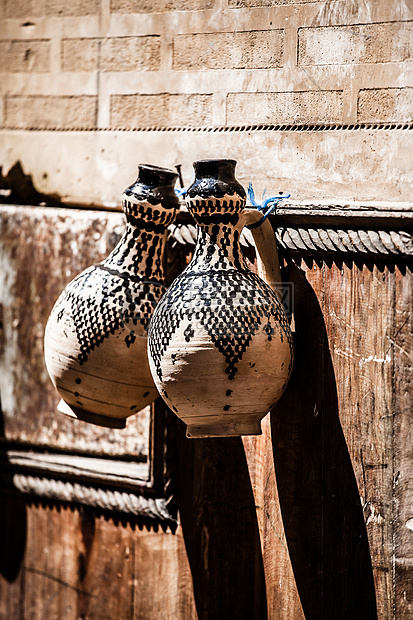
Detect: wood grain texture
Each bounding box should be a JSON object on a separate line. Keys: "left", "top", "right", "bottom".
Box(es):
{"left": 177, "top": 423, "right": 267, "bottom": 619}
{"left": 0, "top": 497, "right": 196, "bottom": 620}
{"left": 322, "top": 260, "right": 394, "bottom": 620}
{"left": 0, "top": 204, "right": 411, "bottom": 619}
{"left": 394, "top": 266, "right": 413, "bottom": 619}
{"left": 243, "top": 416, "right": 305, "bottom": 620}
{"left": 270, "top": 260, "right": 376, "bottom": 619}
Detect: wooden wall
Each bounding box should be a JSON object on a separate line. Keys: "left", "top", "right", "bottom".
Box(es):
{"left": 0, "top": 214, "right": 411, "bottom": 619}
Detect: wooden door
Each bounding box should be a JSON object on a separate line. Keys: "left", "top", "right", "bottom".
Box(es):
{"left": 0, "top": 202, "right": 411, "bottom": 619}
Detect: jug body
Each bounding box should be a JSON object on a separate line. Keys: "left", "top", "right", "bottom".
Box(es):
{"left": 148, "top": 159, "right": 293, "bottom": 437}
{"left": 44, "top": 164, "right": 179, "bottom": 428}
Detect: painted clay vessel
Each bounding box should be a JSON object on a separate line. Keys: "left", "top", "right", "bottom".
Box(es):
{"left": 44, "top": 164, "right": 179, "bottom": 428}
{"left": 148, "top": 159, "right": 294, "bottom": 438}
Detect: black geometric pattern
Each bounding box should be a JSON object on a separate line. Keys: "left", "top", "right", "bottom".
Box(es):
{"left": 188, "top": 197, "right": 244, "bottom": 222}
{"left": 106, "top": 222, "right": 166, "bottom": 282}
{"left": 53, "top": 218, "right": 167, "bottom": 365}
{"left": 54, "top": 265, "right": 166, "bottom": 365}
{"left": 149, "top": 217, "right": 293, "bottom": 382}
{"left": 122, "top": 197, "right": 176, "bottom": 229}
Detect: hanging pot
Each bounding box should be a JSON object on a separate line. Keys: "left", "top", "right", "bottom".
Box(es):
{"left": 44, "top": 164, "right": 179, "bottom": 428}
{"left": 148, "top": 159, "right": 294, "bottom": 438}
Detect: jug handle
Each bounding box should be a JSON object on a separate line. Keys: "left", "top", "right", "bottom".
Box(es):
{"left": 239, "top": 208, "right": 282, "bottom": 303}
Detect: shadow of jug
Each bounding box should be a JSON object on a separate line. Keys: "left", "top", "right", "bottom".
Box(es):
{"left": 271, "top": 262, "right": 378, "bottom": 620}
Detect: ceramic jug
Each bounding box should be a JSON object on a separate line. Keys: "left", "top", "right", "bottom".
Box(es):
{"left": 44, "top": 164, "right": 179, "bottom": 428}
{"left": 148, "top": 159, "right": 294, "bottom": 438}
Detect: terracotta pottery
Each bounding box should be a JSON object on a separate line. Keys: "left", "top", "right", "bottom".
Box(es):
{"left": 148, "top": 159, "right": 294, "bottom": 438}
{"left": 44, "top": 164, "right": 179, "bottom": 428}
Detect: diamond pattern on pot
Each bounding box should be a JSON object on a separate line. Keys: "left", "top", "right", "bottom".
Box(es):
{"left": 55, "top": 265, "right": 165, "bottom": 365}
{"left": 148, "top": 267, "right": 292, "bottom": 381}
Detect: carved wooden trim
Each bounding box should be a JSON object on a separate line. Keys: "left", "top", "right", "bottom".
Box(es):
{"left": 170, "top": 202, "right": 413, "bottom": 258}
{"left": 275, "top": 228, "right": 412, "bottom": 256}
{"left": 0, "top": 400, "right": 178, "bottom": 530}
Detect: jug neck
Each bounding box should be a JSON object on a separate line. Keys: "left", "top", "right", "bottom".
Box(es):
{"left": 121, "top": 163, "right": 179, "bottom": 240}
{"left": 102, "top": 221, "right": 167, "bottom": 284}
{"left": 185, "top": 159, "right": 247, "bottom": 273}
{"left": 188, "top": 218, "right": 248, "bottom": 274}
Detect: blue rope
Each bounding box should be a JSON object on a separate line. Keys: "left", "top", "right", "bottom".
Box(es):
{"left": 246, "top": 183, "right": 290, "bottom": 229}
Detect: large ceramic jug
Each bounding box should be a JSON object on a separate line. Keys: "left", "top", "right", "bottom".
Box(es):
{"left": 148, "top": 159, "right": 293, "bottom": 438}
{"left": 44, "top": 164, "right": 179, "bottom": 428}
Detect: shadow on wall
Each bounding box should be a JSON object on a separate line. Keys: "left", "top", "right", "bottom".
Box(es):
{"left": 178, "top": 427, "right": 267, "bottom": 620}
{"left": 0, "top": 402, "right": 27, "bottom": 584}
{"left": 0, "top": 161, "right": 61, "bottom": 206}
{"left": 271, "top": 263, "right": 378, "bottom": 620}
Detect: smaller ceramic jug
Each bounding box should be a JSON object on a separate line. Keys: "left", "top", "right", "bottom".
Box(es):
{"left": 44, "top": 164, "right": 179, "bottom": 428}
{"left": 148, "top": 159, "right": 294, "bottom": 438}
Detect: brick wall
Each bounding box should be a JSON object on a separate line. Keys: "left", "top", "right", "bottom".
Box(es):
{"left": 0, "top": 0, "right": 412, "bottom": 202}
{"left": 1, "top": 0, "right": 411, "bottom": 131}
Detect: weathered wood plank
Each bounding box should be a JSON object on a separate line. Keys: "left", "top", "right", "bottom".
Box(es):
{"left": 323, "top": 260, "right": 395, "bottom": 620}
{"left": 0, "top": 496, "right": 197, "bottom": 620}
{"left": 6, "top": 451, "right": 148, "bottom": 483}
{"left": 0, "top": 492, "right": 27, "bottom": 620}
{"left": 243, "top": 416, "right": 305, "bottom": 619}
{"left": 394, "top": 266, "right": 413, "bottom": 620}
{"left": 178, "top": 422, "right": 267, "bottom": 620}
{"left": 1, "top": 204, "right": 411, "bottom": 619}
{"left": 22, "top": 503, "right": 80, "bottom": 619}
{"left": 271, "top": 259, "right": 380, "bottom": 619}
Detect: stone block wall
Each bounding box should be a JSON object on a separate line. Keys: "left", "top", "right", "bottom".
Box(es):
{"left": 0, "top": 0, "right": 412, "bottom": 203}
